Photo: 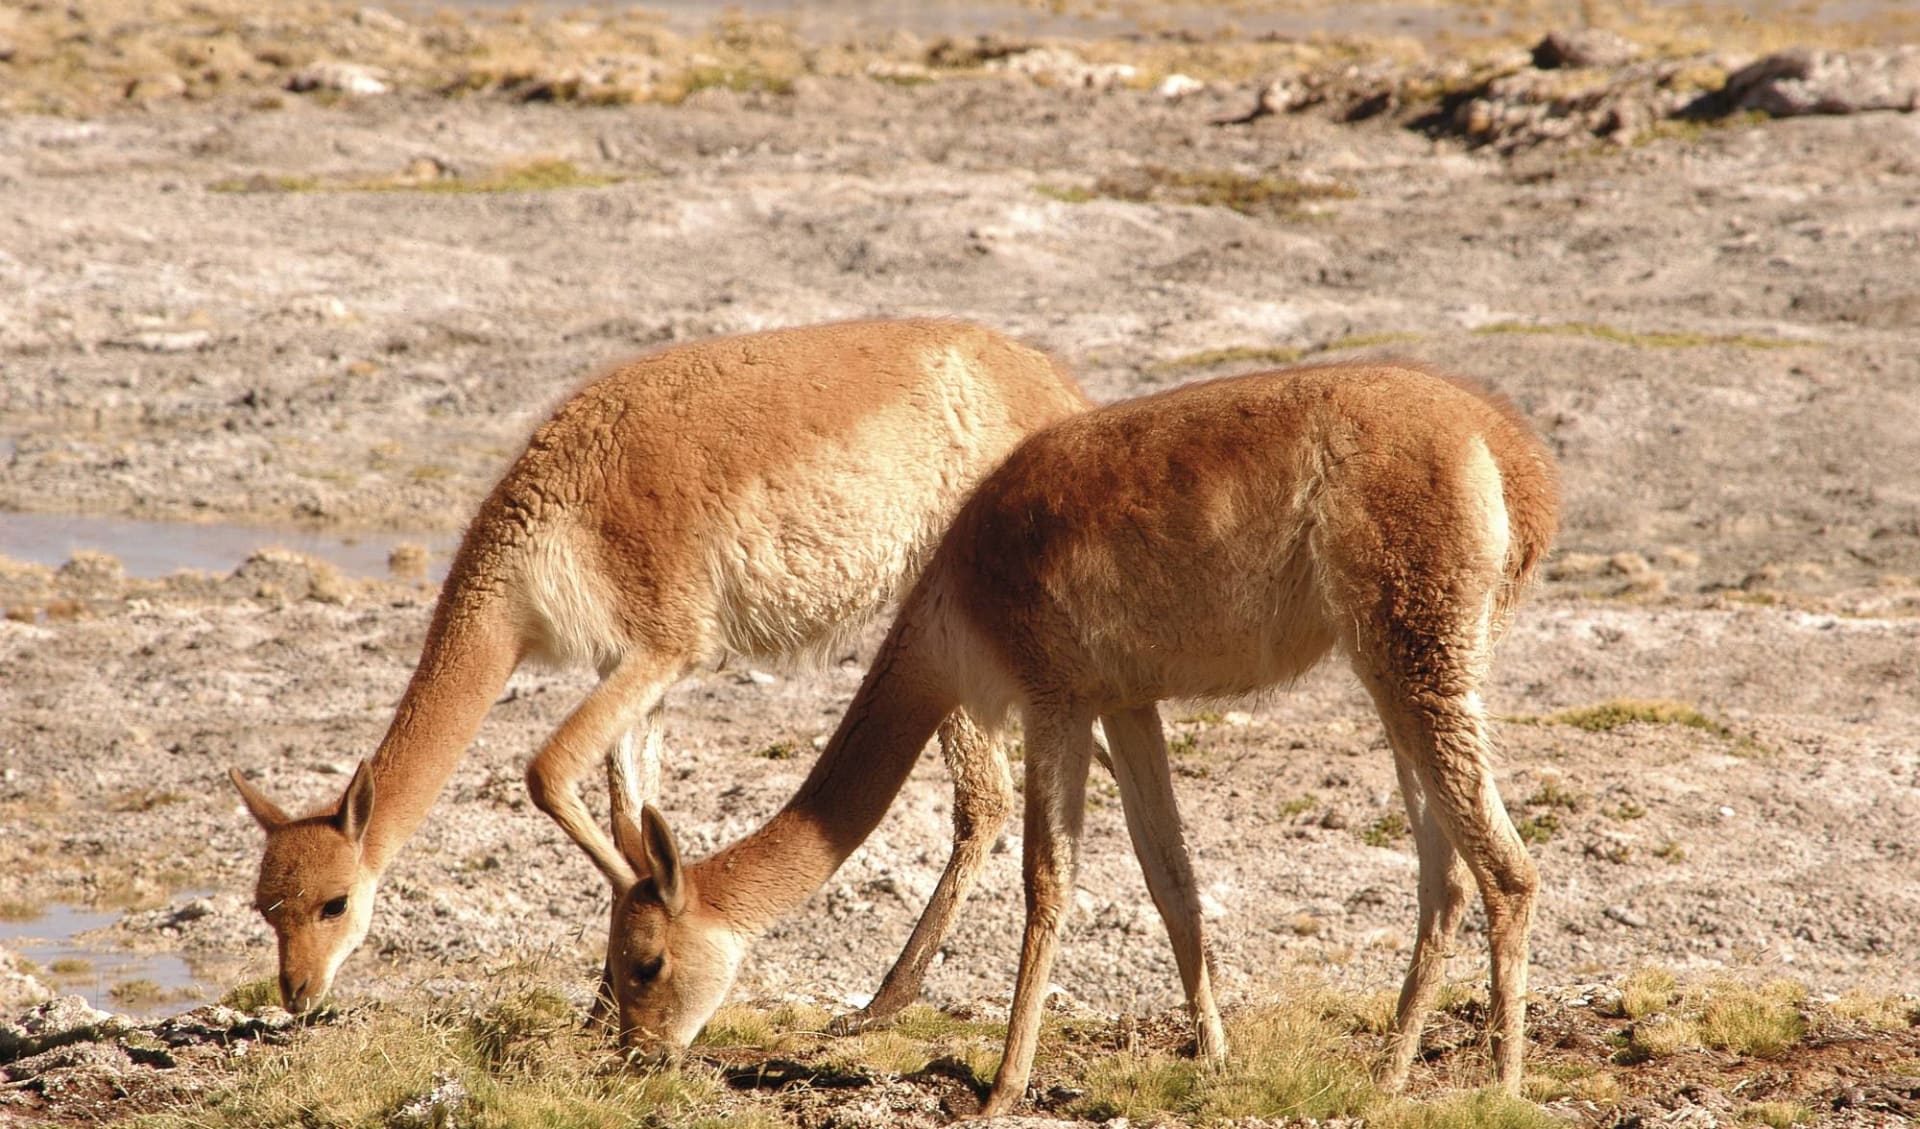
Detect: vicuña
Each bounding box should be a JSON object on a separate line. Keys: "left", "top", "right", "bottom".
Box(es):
{"left": 228, "top": 319, "right": 1090, "bottom": 1019}
{"left": 608, "top": 361, "right": 1559, "bottom": 1110}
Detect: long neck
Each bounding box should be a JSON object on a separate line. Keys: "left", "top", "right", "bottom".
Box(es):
{"left": 362, "top": 585, "right": 520, "bottom": 873}
{"left": 695, "top": 614, "right": 957, "bottom": 933}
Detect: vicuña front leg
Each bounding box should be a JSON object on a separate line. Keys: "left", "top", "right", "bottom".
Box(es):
{"left": 526, "top": 657, "right": 676, "bottom": 890}
{"left": 831, "top": 711, "right": 1013, "bottom": 1036}
{"left": 982, "top": 707, "right": 1095, "bottom": 1118}
{"left": 1100, "top": 706, "right": 1227, "bottom": 1065}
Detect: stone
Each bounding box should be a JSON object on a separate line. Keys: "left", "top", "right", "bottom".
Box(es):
{"left": 0, "top": 996, "right": 120, "bottom": 1064}
{"left": 1533, "top": 29, "right": 1643, "bottom": 70}
{"left": 1723, "top": 47, "right": 1920, "bottom": 117}
{"left": 288, "top": 61, "right": 390, "bottom": 97}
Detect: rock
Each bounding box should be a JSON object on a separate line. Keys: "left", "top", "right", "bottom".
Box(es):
{"left": 1532, "top": 29, "right": 1643, "bottom": 70}
{"left": 288, "top": 61, "right": 390, "bottom": 96}
{"left": 56, "top": 549, "right": 124, "bottom": 595}
{"left": 1, "top": 1038, "right": 133, "bottom": 1083}
{"left": 112, "top": 329, "right": 213, "bottom": 353}
{"left": 0, "top": 996, "right": 122, "bottom": 1064}
{"left": 1722, "top": 46, "right": 1920, "bottom": 116}
{"left": 1604, "top": 904, "right": 1648, "bottom": 928}
{"left": 228, "top": 548, "right": 351, "bottom": 605}
{"left": 1156, "top": 73, "right": 1204, "bottom": 100}
{"left": 391, "top": 1072, "right": 468, "bottom": 1129}
{"left": 124, "top": 72, "right": 189, "bottom": 103}
{"left": 988, "top": 48, "right": 1137, "bottom": 91}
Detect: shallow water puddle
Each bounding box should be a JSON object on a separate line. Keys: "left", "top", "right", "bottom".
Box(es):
{"left": 0, "top": 903, "right": 209, "bottom": 1018}
{"left": 0, "top": 511, "right": 452, "bottom": 581}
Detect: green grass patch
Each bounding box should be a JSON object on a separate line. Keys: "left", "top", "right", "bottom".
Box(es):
{"left": 1472, "top": 321, "right": 1808, "bottom": 350}
{"left": 756, "top": 741, "right": 801, "bottom": 761}
{"left": 1034, "top": 183, "right": 1096, "bottom": 203}
{"left": 1361, "top": 810, "right": 1410, "bottom": 848}
{"left": 221, "top": 977, "right": 281, "bottom": 1012}
{"left": 1151, "top": 345, "right": 1305, "bottom": 375}
{"left": 48, "top": 957, "right": 94, "bottom": 977}
{"left": 1513, "top": 811, "right": 1559, "bottom": 845}
{"left": 1278, "top": 793, "right": 1318, "bottom": 819}
{"left": 1540, "top": 698, "right": 1731, "bottom": 737}
{"left": 1087, "top": 165, "right": 1355, "bottom": 218}
{"left": 213, "top": 159, "right": 624, "bottom": 196}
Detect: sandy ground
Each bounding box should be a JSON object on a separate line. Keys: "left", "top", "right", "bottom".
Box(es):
{"left": 2, "top": 1, "right": 1919, "bottom": 1123}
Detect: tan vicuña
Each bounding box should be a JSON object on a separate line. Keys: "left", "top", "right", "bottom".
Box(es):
{"left": 228, "top": 319, "right": 1090, "bottom": 1020}
{"left": 610, "top": 361, "right": 1559, "bottom": 1110}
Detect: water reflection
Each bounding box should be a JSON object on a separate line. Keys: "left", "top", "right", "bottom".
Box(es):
{"left": 0, "top": 511, "right": 452, "bottom": 581}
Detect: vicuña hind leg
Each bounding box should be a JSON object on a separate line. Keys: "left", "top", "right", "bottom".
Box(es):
{"left": 1377, "top": 751, "right": 1474, "bottom": 1090}
{"left": 982, "top": 704, "right": 1096, "bottom": 1118}
{"left": 1100, "top": 705, "right": 1227, "bottom": 1064}
{"left": 1356, "top": 653, "right": 1537, "bottom": 1094}
{"left": 831, "top": 711, "right": 1014, "bottom": 1035}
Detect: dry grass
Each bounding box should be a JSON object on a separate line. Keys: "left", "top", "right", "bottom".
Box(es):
{"left": 134, "top": 982, "right": 733, "bottom": 1129}
{"left": 1473, "top": 321, "right": 1809, "bottom": 350}
{"left": 1617, "top": 975, "right": 1810, "bottom": 1063}
{"left": 1073, "top": 990, "right": 1553, "bottom": 1127}
{"left": 211, "top": 159, "right": 623, "bottom": 196}
{"left": 1088, "top": 165, "right": 1356, "bottom": 218}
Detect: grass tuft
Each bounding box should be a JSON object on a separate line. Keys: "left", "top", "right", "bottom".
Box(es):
{"left": 1090, "top": 165, "right": 1356, "bottom": 218}
{"left": 213, "top": 159, "right": 623, "bottom": 196}
{"left": 1472, "top": 321, "right": 1809, "bottom": 350}
{"left": 1362, "top": 810, "right": 1410, "bottom": 848}
{"left": 220, "top": 977, "right": 280, "bottom": 1012}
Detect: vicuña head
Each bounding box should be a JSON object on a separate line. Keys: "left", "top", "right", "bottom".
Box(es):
{"left": 606, "top": 804, "right": 749, "bottom": 1050}
{"left": 229, "top": 762, "right": 379, "bottom": 1012}
{"left": 227, "top": 318, "right": 1088, "bottom": 1015}
{"left": 608, "top": 361, "right": 1559, "bottom": 1113}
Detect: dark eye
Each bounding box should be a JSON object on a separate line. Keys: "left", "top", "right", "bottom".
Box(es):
{"left": 320, "top": 896, "right": 349, "bottom": 920}
{"left": 630, "top": 956, "right": 664, "bottom": 984}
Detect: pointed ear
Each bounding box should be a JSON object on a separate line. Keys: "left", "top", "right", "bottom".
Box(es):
{"left": 613, "top": 805, "right": 650, "bottom": 896}
{"left": 640, "top": 805, "right": 687, "bottom": 916}
{"left": 229, "top": 767, "right": 291, "bottom": 830}
{"left": 333, "top": 760, "right": 376, "bottom": 845}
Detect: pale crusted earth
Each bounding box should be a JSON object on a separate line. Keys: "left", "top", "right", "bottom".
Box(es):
{"left": 1, "top": 3, "right": 1919, "bottom": 1124}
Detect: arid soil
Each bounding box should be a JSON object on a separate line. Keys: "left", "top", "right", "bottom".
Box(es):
{"left": 2, "top": 1, "right": 1919, "bottom": 1125}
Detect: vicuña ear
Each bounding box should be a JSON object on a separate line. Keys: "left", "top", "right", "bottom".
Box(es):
{"left": 628, "top": 804, "right": 687, "bottom": 916}
{"left": 613, "top": 806, "right": 650, "bottom": 897}
{"left": 229, "top": 767, "right": 291, "bottom": 830}
{"left": 334, "top": 759, "right": 376, "bottom": 845}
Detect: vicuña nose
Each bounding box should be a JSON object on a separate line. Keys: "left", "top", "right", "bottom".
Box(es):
{"left": 281, "top": 974, "right": 312, "bottom": 1011}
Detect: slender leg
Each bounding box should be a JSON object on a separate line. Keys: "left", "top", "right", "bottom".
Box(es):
{"left": 982, "top": 703, "right": 1095, "bottom": 1118}
{"left": 1376, "top": 749, "right": 1474, "bottom": 1090}
{"left": 1099, "top": 705, "right": 1227, "bottom": 1064}
{"left": 588, "top": 705, "right": 667, "bottom": 1033}
{"left": 1354, "top": 655, "right": 1537, "bottom": 1094}
{"left": 832, "top": 711, "right": 1014, "bottom": 1035}
{"left": 525, "top": 656, "right": 676, "bottom": 890}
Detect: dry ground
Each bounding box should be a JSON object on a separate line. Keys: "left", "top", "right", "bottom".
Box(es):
{"left": 1, "top": 1, "right": 1918, "bottom": 1125}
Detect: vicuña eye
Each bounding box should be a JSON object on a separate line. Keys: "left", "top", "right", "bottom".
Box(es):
{"left": 320, "top": 896, "right": 349, "bottom": 920}
{"left": 631, "top": 956, "right": 665, "bottom": 983}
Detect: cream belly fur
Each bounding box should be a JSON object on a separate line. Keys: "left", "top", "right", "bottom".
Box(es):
{"left": 608, "top": 361, "right": 1560, "bottom": 1113}
{"left": 229, "top": 318, "right": 1091, "bottom": 1028}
